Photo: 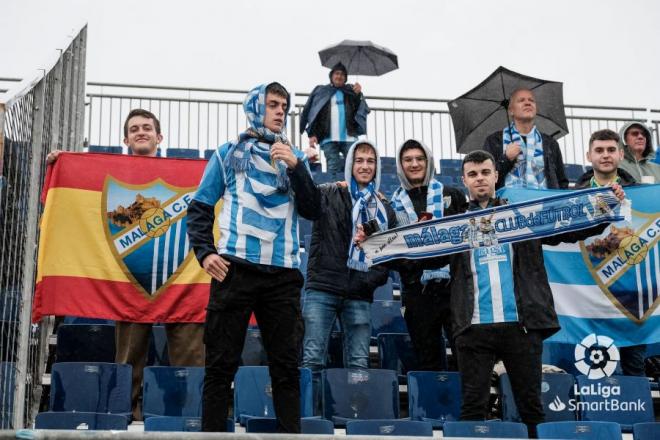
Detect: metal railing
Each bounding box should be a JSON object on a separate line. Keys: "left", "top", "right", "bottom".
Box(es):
{"left": 0, "top": 25, "right": 87, "bottom": 429}
{"left": 84, "top": 82, "right": 658, "bottom": 167}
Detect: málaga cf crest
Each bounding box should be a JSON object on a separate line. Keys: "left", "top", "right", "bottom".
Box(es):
{"left": 102, "top": 176, "right": 196, "bottom": 298}
{"left": 580, "top": 209, "right": 660, "bottom": 322}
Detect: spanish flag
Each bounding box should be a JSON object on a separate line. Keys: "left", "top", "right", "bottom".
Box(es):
{"left": 33, "top": 152, "right": 212, "bottom": 323}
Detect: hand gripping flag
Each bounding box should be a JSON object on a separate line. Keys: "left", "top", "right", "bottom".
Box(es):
{"left": 360, "top": 187, "right": 623, "bottom": 266}
{"left": 33, "top": 152, "right": 213, "bottom": 323}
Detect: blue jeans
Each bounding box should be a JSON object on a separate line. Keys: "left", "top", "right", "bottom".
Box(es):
{"left": 302, "top": 290, "right": 371, "bottom": 371}
{"left": 302, "top": 289, "right": 371, "bottom": 415}
{"left": 320, "top": 141, "right": 353, "bottom": 175}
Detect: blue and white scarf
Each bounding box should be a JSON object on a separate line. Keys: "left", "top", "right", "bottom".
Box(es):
{"left": 360, "top": 187, "right": 623, "bottom": 266}
{"left": 224, "top": 84, "right": 292, "bottom": 192}
{"left": 348, "top": 178, "right": 389, "bottom": 272}
{"left": 390, "top": 179, "right": 449, "bottom": 283}
{"left": 503, "top": 123, "right": 546, "bottom": 189}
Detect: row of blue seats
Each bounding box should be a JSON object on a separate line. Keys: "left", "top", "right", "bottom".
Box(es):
{"left": 33, "top": 410, "right": 659, "bottom": 439}
{"left": 88, "top": 146, "right": 590, "bottom": 184}
{"left": 45, "top": 363, "right": 656, "bottom": 431}
{"left": 33, "top": 411, "right": 659, "bottom": 439}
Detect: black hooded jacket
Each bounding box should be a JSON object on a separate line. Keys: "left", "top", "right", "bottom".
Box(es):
{"left": 389, "top": 185, "right": 468, "bottom": 300}
{"left": 574, "top": 167, "right": 637, "bottom": 189}
{"left": 287, "top": 162, "right": 397, "bottom": 301}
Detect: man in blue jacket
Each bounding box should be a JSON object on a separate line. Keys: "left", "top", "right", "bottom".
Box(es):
{"left": 187, "top": 82, "right": 311, "bottom": 433}
{"left": 300, "top": 63, "right": 369, "bottom": 175}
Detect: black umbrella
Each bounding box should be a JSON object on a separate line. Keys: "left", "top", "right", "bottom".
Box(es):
{"left": 448, "top": 66, "right": 569, "bottom": 154}
{"left": 318, "top": 40, "right": 398, "bottom": 76}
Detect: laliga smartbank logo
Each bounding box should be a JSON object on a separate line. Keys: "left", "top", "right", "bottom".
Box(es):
{"left": 574, "top": 333, "right": 620, "bottom": 379}
{"left": 548, "top": 333, "right": 646, "bottom": 413}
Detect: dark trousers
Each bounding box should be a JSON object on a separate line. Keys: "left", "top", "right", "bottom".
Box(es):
{"left": 455, "top": 323, "right": 544, "bottom": 438}
{"left": 403, "top": 293, "right": 452, "bottom": 371}
{"left": 620, "top": 345, "right": 647, "bottom": 376}
{"left": 201, "top": 261, "right": 304, "bottom": 433}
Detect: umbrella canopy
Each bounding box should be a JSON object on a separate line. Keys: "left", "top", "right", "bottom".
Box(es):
{"left": 318, "top": 40, "right": 398, "bottom": 76}
{"left": 448, "top": 66, "right": 569, "bottom": 154}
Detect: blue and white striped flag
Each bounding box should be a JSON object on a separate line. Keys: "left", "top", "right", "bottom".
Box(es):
{"left": 502, "top": 186, "right": 660, "bottom": 347}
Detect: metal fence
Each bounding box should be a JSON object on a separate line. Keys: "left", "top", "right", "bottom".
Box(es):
{"left": 0, "top": 25, "right": 87, "bottom": 429}
{"left": 85, "top": 82, "right": 658, "bottom": 167}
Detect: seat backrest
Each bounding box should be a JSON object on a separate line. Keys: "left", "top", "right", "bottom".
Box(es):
{"left": 322, "top": 368, "right": 399, "bottom": 424}
{"left": 346, "top": 419, "right": 433, "bottom": 436}
{"left": 245, "top": 417, "right": 334, "bottom": 434}
{"left": 144, "top": 416, "right": 234, "bottom": 432}
{"left": 142, "top": 366, "right": 205, "bottom": 418}
{"left": 500, "top": 372, "right": 576, "bottom": 423}
{"left": 407, "top": 371, "right": 461, "bottom": 424}
{"left": 632, "top": 422, "right": 660, "bottom": 440}
{"left": 575, "top": 375, "right": 654, "bottom": 428}
{"left": 371, "top": 300, "right": 407, "bottom": 337}
{"left": 166, "top": 148, "right": 200, "bottom": 159}
{"left": 443, "top": 421, "right": 528, "bottom": 438}
{"left": 373, "top": 278, "right": 394, "bottom": 301}
{"left": 0, "top": 362, "right": 15, "bottom": 429}
{"left": 62, "top": 317, "right": 114, "bottom": 326}
{"left": 56, "top": 324, "right": 116, "bottom": 363}
{"left": 542, "top": 342, "right": 622, "bottom": 376}
{"left": 378, "top": 333, "right": 423, "bottom": 378}
{"left": 537, "top": 421, "right": 622, "bottom": 440}
{"left": 89, "top": 146, "right": 123, "bottom": 154}
{"left": 35, "top": 411, "right": 128, "bottom": 430}
{"left": 146, "top": 325, "right": 170, "bottom": 366}
{"left": 240, "top": 329, "right": 268, "bottom": 366}
{"left": 233, "top": 366, "right": 313, "bottom": 422}
{"left": 49, "top": 362, "right": 132, "bottom": 418}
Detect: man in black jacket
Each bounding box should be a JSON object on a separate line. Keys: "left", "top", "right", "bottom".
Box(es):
{"left": 356, "top": 150, "right": 625, "bottom": 438}
{"left": 575, "top": 129, "right": 645, "bottom": 377}
{"left": 287, "top": 140, "right": 396, "bottom": 387}
{"left": 388, "top": 139, "right": 467, "bottom": 370}
{"left": 483, "top": 88, "right": 569, "bottom": 190}
{"left": 299, "top": 63, "right": 369, "bottom": 175}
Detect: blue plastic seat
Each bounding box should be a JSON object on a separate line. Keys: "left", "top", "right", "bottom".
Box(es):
{"left": 389, "top": 270, "right": 401, "bottom": 289}
{"left": 146, "top": 325, "right": 170, "bottom": 366}
{"left": 233, "top": 366, "right": 313, "bottom": 425}
{"left": 443, "top": 421, "right": 528, "bottom": 438}
{"left": 632, "top": 422, "right": 660, "bottom": 440}
{"left": 371, "top": 300, "right": 408, "bottom": 338}
{"left": 564, "top": 164, "right": 586, "bottom": 182}
{"left": 166, "top": 148, "right": 200, "bottom": 159}
{"left": 49, "top": 362, "right": 132, "bottom": 419}
{"left": 321, "top": 368, "right": 399, "bottom": 426}
{"left": 240, "top": 328, "right": 268, "bottom": 366}
{"left": 35, "top": 411, "right": 128, "bottom": 430}
{"left": 380, "top": 157, "right": 397, "bottom": 172}
{"left": 0, "top": 362, "right": 15, "bottom": 429}
{"left": 298, "top": 218, "right": 312, "bottom": 250}
{"left": 576, "top": 375, "right": 654, "bottom": 432}
{"left": 537, "top": 421, "right": 622, "bottom": 440}
{"left": 62, "top": 317, "right": 114, "bottom": 325}
{"left": 500, "top": 372, "right": 576, "bottom": 423}
{"left": 203, "top": 149, "right": 215, "bottom": 160}
{"left": 346, "top": 419, "right": 433, "bottom": 436}
{"left": 407, "top": 371, "right": 461, "bottom": 428}
{"left": 377, "top": 333, "right": 425, "bottom": 382}
{"left": 245, "top": 417, "right": 334, "bottom": 434}
{"left": 89, "top": 145, "right": 123, "bottom": 154}
{"left": 374, "top": 278, "right": 394, "bottom": 301}
{"left": 56, "top": 324, "right": 116, "bottom": 363}
{"left": 142, "top": 366, "right": 204, "bottom": 419}
{"left": 144, "top": 416, "right": 234, "bottom": 432}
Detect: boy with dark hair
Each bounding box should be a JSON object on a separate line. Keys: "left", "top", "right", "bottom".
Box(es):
{"left": 187, "top": 82, "right": 311, "bottom": 433}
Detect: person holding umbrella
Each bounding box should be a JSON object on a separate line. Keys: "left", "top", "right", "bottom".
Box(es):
{"left": 300, "top": 62, "right": 369, "bottom": 175}
{"left": 483, "top": 88, "right": 569, "bottom": 190}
